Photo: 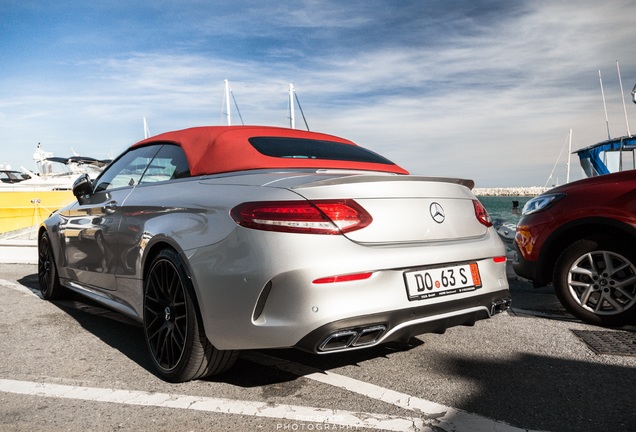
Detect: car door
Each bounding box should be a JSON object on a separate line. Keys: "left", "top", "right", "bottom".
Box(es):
{"left": 113, "top": 143, "right": 191, "bottom": 278}
{"left": 61, "top": 145, "right": 162, "bottom": 291}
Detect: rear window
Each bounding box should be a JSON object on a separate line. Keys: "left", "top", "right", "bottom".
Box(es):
{"left": 248, "top": 137, "right": 396, "bottom": 165}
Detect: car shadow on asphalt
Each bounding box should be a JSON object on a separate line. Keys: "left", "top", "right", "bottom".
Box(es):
{"left": 217, "top": 339, "right": 424, "bottom": 388}
{"left": 17, "top": 273, "right": 155, "bottom": 376}
{"left": 428, "top": 351, "right": 636, "bottom": 432}
{"left": 18, "top": 271, "right": 429, "bottom": 384}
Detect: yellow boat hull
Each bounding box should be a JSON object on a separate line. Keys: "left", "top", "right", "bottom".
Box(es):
{"left": 0, "top": 190, "right": 74, "bottom": 234}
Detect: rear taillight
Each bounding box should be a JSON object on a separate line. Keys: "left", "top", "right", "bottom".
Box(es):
{"left": 230, "top": 199, "right": 372, "bottom": 234}
{"left": 473, "top": 200, "right": 493, "bottom": 227}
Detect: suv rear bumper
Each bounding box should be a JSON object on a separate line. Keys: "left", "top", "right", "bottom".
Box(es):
{"left": 512, "top": 243, "right": 547, "bottom": 287}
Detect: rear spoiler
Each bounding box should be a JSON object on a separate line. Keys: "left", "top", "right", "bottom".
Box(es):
{"left": 294, "top": 173, "right": 475, "bottom": 190}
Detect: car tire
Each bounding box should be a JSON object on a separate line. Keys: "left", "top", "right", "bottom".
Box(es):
{"left": 553, "top": 236, "right": 636, "bottom": 327}
{"left": 143, "top": 248, "right": 238, "bottom": 382}
{"left": 38, "top": 231, "right": 65, "bottom": 300}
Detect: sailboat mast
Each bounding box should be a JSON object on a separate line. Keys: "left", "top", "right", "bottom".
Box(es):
{"left": 143, "top": 117, "right": 150, "bottom": 139}
{"left": 599, "top": 70, "right": 611, "bottom": 140}
{"left": 566, "top": 129, "right": 572, "bottom": 183}
{"left": 617, "top": 61, "right": 631, "bottom": 137}
{"left": 288, "top": 83, "right": 296, "bottom": 129}
{"left": 224, "top": 79, "right": 232, "bottom": 125}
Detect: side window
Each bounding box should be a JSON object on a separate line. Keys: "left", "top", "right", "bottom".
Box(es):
{"left": 94, "top": 145, "right": 162, "bottom": 193}
{"left": 139, "top": 144, "right": 190, "bottom": 184}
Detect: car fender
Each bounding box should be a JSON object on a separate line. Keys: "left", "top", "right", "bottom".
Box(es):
{"left": 537, "top": 216, "right": 636, "bottom": 283}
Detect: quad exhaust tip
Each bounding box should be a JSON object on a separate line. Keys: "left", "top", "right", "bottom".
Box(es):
{"left": 319, "top": 325, "right": 387, "bottom": 352}
{"left": 491, "top": 298, "right": 512, "bottom": 315}
{"left": 319, "top": 299, "right": 511, "bottom": 352}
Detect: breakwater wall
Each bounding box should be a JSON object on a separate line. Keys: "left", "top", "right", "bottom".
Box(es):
{"left": 473, "top": 187, "right": 549, "bottom": 197}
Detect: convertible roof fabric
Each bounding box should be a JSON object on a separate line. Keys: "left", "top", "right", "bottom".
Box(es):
{"left": 132, "top": 126, "right": 409, "bottom": 175}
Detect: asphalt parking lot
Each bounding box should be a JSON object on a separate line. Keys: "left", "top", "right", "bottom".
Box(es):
{"left": 0, "top": 261, "right": 635, "bottom": 432}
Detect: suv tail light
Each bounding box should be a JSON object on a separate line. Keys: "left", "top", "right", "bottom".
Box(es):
{"left": 230, "top": 199, "right": 372, "bottom": 234}
{"left": 473, "top": 200, "right": 493, "bottom": 227}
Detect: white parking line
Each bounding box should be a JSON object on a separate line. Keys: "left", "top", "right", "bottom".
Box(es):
{"left": 245, "top": 352, "right": 537, "bottom": 432}
{"left": 0, "top": 378, "right": 437, "bottom": 431}
{"left": 0, "top": 358, "right": 539, "bottom": 432}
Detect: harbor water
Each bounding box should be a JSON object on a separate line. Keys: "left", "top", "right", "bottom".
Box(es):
{"left": 478, "top": 196, "right": 533, "bottom": 226}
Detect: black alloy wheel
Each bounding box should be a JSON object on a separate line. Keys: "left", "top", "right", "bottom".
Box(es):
{"left": 38, "top": 231, "right": 64, "bottom": 300}
{"left": 143, "top": 248, "right": 237, "bottom": 382}
{"left": 553, "top": 236, "right": 636, "bottom": 327}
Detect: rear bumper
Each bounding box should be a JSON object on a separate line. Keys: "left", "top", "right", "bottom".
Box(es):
{"left": 295, "top": 289, "right": 512, "bottom": 353}
{"left": 188, "top": 226, "right": 510, "bottom": 351}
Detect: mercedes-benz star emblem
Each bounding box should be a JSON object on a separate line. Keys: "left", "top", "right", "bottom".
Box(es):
{"left": 430, "top": 202, "right": 445, "bottom": 223}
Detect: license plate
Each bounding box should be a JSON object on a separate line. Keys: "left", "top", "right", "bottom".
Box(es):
{"left": 404, "top": 263, "right": 482, "bottom": 300}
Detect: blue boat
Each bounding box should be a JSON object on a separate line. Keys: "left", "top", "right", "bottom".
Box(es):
{"left": 574, "top": 82, "right": 636, "bottom": 177}
{"left": 574, "top": 135, "right": 636, "bottom": 177}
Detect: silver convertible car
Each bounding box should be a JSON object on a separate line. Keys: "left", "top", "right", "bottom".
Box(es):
{"left": 38, "top": 126, "right": 511, "bottom": 382}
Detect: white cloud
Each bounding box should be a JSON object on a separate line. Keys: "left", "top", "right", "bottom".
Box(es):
{"left": 2, "top": 0, "right": 636, "bottom": 186}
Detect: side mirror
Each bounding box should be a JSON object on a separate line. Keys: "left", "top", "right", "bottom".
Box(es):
{"left": 72, "top": 174, "right": 92, "bottom": 204}
{"left": 632, "top": 82, "right": 636, "bottom": 105}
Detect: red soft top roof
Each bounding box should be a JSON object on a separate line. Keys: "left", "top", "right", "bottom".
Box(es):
{"left": 132, "top": 126, "right": 408, "bottom": 175}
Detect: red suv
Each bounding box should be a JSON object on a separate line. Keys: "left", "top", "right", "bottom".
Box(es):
{"left": 513, "top": 170, "right": 636, "bottom": 327}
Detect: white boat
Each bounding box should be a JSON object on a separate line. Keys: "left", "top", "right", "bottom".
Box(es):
{"left": 1, "top": 143, "right": 108, "bottom": 191}
{"left": 496, "top": 222, "right": 517, "bottom": 247}
{"left": 0, "top": 166, "right": 31, "bottom": 185}
{"left": 0, "top": 144, "right": 109, "bottom": 235}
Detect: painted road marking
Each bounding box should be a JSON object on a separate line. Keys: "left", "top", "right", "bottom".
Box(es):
{"left": 0, "top": 367, "right": 538, "bottom": 432}
{"left": 245, "top": 352, "right": 537, "bottom": 432}
{"left": 0, "top": 378, "right": 441, "bottom": 431}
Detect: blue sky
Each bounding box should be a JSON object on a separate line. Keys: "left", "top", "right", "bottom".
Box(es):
{"left": 2, "top": 0, "right": 636, "bottom": 187}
